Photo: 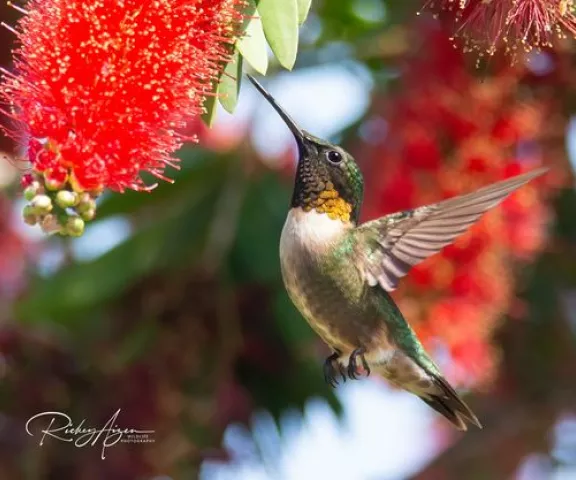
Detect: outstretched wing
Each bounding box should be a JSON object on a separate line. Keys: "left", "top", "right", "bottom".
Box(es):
{"left": 353, "top": 168, "right": 547, "bottom": 292}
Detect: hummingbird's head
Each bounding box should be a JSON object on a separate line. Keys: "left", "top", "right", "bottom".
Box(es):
{"left": 247, "top": 74, "right": 364, "bottom": 224}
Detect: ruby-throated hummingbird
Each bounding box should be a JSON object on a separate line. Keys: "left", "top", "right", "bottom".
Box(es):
{"left": 247, "top": 74, "right": 546, "bottom": 430}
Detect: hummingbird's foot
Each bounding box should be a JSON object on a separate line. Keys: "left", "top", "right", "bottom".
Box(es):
{"left": 347, "top": 348, "right": 370, "bottom": 380}
{"left": 323, "top": 351, "right": 342, "bottom": 388}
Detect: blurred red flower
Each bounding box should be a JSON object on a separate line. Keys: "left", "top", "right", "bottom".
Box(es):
{"left": 357, "top": 26, "right": 554, "bottom": 387}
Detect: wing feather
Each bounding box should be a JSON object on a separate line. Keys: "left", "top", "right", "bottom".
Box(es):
{"left": 353, "top": 168, "right": 547, "bottom": 292}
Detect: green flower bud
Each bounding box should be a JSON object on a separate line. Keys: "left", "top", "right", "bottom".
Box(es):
{"left": 31, "top": 194, "right": 53, "bottom": 213}
{"left": 66, "top": 217, "right": 85, "bottom": 237}
{"left": 44, "top": 178, "right": 66, "bottom": 191}
{"left": 22, "top": 205, "right": 38, "bottom": 225}
{"left": 80, "top": 208, "right": 96, "bottom": 221}
{"left": 55, "top": 190, "right": 78, "bottom": 209}
{"left": 24, "top": 186, "right": 38, "bottom": 201}
{"left": 77, "top": 197, "right": 96, "bottom": 214}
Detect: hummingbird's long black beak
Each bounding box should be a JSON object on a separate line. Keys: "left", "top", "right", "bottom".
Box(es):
{"left": 246, "top": 74, "right": 305, "bottom": 148}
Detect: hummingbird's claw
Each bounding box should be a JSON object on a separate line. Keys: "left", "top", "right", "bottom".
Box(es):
{"left": 347, "top": 362, "right": 358, "bottom": 380}
{"left": 362, "top": 355, "right": 371, "bottom": 377}
{"left": 347, "top": 347, "right": 369, "bottom": 380}
{"left": 323, "top": 351, "right": 341, "bottom": 388}
{"left": 338, "top": 363, "right": 347, "bottom": 383}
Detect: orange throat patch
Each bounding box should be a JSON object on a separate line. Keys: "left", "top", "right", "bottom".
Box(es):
{"left": 301, "top": 184, "right": 353, "bottom": 222}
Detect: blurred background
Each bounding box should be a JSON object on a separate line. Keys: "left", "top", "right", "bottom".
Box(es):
{"left": 1, "top": 1, "right": 576, "bottom": 479}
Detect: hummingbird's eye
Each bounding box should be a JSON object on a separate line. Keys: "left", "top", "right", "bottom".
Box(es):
{"left": 326, "top": 150, "right": 342, "bottom": 164}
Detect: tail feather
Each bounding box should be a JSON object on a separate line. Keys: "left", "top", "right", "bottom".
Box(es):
{"left": 419, "top": 374, "right": 482, "bottom": 431}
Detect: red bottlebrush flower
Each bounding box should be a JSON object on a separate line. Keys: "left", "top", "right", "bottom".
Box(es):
{"left": 427, "top": 0, "right": 576, "bottom": 58}
{"left": 1, "top": 0, "right": 243, "bottom": 235}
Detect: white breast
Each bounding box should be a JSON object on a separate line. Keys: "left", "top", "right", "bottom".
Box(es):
{"left": 280, "top": 208, "right": 349, "bottom": 262}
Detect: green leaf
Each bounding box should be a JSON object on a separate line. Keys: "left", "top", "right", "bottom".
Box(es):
{"left": 218, "top": 52, "right": 242, "bottom": 114}
{"left": 258, "top": 0, "right": 299, "bottom": 70}
{"left": 237, "top": 0, "right": 269, "bottom": 74}
{"left": 297, "top": 0, "right": 312, "bottom": 24}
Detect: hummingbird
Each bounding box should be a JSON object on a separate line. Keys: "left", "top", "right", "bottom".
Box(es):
{"left": 247, "top": 74, "right": 547, "bottom": 431}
